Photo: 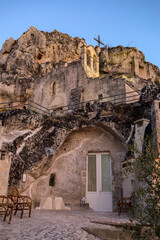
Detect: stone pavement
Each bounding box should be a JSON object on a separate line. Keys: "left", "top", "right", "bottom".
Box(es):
{"left": 0, "top": 209, "right": 129, "bottom": 240}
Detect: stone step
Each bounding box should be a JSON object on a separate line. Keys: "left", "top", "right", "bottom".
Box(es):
{"left": 83, "top": 225, "right": 132, "bottom": 240}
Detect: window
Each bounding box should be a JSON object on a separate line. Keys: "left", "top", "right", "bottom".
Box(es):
{"left": 98, "top": 94, "right": 103, "bottom": 100}
{"left": 37, "top": 53, "right": 42, "bottom": 60}
{"left": 87, "top": 153, "right": 111, "bottom": 192}
{"left": 87, "top": 50, "right": 91, "bottom": 67}
{"left": 0, "top": 151, "right": 5, "bottom": 160}
{"left": 88, "top": 155, "right": 96, "bottom": 191}
{"left": 101, "top": 154, "right": 111, "bottom": 192}
{"left": 93, "top": 55, "right": 97, "bottom": 72}
{"left": 49, "top": 173, "right": 56, "bottom": 187}
{"left": 50, "top": 81, "right": 56, "bottom": 95}
{"left": 137, "top": 121, "right": 143, "bottom": 128}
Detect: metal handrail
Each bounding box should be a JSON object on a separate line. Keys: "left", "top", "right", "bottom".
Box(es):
{"left": 28, "top": 100, "right": 50, "bottom": 111}
{"left": 50, "top": 90, "right": 140, "bottom": 111}
{"left": 0, "top": 100, "right": 21, "bottom": 105}
{"left": 28, "top": 104, "right": 49, "bottom": 115}
{"left": 0, "top": 90, "right": 140, "bottom": 116}
{"left": 0, "top": 104, "right": 28, "bottom": 110}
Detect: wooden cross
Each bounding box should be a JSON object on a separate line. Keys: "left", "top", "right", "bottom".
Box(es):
{"left": 94, "top": 35, "right": 104, "bottom": 47}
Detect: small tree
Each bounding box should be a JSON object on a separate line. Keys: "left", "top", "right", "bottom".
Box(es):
{"left": 122, "top": 134, "right": 160, "bottom": 239}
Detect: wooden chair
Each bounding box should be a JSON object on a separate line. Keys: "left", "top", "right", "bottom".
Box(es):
{"left": 0, "top": 195, "right": 14, "bottom": 224}
{"left": 117, "top": 197, "right": 131, "bottom": 215}
{"left": 9, "top": 186, "right": 32, "bottom": 219}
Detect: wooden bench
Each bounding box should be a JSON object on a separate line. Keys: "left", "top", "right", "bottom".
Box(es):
{"left": 117, "top": 197, "right": 131, "bottom": 215}
{"left": 0, "top": 195, "right": 14, "bottom": 224}
{"left": 9, "top": 186, "right": 32, "bottom": 219}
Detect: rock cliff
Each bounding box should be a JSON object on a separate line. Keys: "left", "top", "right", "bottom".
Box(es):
{"left": 0, "top": 26, "right": 85, "bottom": 102}
{"left": 100, "top": 46, "right": 160, "bottom": 83}
{"left": 0, "top": 27, "right": 160, "bottom": 105}
{"left": 0, "top": 27, "right": 160, "bottom": 200}
{"left": 0, "top": 99, "right": 149, "bottom": 186}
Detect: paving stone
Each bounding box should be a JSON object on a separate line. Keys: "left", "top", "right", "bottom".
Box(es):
{"left": 0, "top": 209, "right": 130, "bottom": 240}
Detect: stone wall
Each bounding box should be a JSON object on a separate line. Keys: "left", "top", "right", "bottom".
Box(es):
{"left": 0, "top": 27, "right": 160, "bottom": 212}
{"left": 0, "top": 27, "right": 159, "bottom": 111}
{"left": 125, "top": 83, "right": 140, "bottom": 104}
{"left": 30, "top": 62, "right": 131, "bottom": 109}
{"left": 0, "top": 150, "right": 11, "bottom": 195}
{"left": 1, "top": 27, "right": 159, "bottom": 108}
{"left": 19, "top": 126, "right": 127, "bottom": 211}
{"left": 0, "top": 91, "right": 154, "bottom": 209}
{"left": 81, "top": 45, "right": 99, "bottom": 78}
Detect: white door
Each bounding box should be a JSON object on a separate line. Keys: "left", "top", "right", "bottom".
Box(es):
{"left": 86, "top": 153, "right": 112, "bottom": 212}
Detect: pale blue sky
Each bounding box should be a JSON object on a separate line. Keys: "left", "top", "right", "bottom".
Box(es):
{"left": 0, "top": 0, "right": 160, "bottom": 68}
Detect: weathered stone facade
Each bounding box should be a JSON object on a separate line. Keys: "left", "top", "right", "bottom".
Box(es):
{"left": 0, "top": 150, "right": 11, "bottom": 195}
{"left": 100, "top": 46, "right": 160, "bottom": 83}
{"left": 0, "top": 99, "right": 153, "bottom": 211}
{"left": 0, "top": 27, "right": 160, "bottom": 212}
{"left": 0, "top": 27, "right": 159, "bottom": 107}
{"left": 20, "top": 125, "right": 127, "bottom": 210}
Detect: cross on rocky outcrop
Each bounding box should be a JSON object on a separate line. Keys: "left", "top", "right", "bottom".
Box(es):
{"left": 94, "top": 35, "right": 104, "bottom": 47}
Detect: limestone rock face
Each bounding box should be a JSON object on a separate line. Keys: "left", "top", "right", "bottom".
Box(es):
{"left": 100, "top": 46, "right": 160, "bottom": 83}
{"left": 1, "top": 27, "right": 160, "bottom": 208}
{"left": 0, "top": 100, "right": 149, "bottom": 186}
{"left": 140, "top": 84, "right": 160, "bottom": 104}
{"left": 1, "top": 37, "right": 15, "bottom": 55}
{"left": 0, "top": 96, "right": 154, "bottom": 207}
{"left": 0, "top": 27, "right": 160, "bottom": 106}
{"left": 0, "top": 26, "right": 85, "bottom": 102}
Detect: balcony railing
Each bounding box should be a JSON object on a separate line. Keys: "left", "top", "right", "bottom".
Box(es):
{"left": 0, "top": 90, "right": 140, "bottom": 117}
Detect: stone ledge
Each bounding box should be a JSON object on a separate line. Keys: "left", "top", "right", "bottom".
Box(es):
{"left": 83, "top": 226, "right": 131, "bottom": 240}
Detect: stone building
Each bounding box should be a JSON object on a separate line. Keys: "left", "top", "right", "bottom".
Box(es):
{"left": 0, "top": 27, "right": 160, "bottom": 212}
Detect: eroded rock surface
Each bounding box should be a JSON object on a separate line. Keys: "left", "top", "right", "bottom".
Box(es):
{"left": 0, "top": 99, "right": 150, "bottom": 186}
{"left": 0, "top": 27, "right": 85, "bottom": 102}
{"left": 0, "top": 27, "right": 160, "bottom": 105}
{"left": 100, "top": 46, "right": 160, "bottom": 84}
{"left": 0, "top": 27, "right": 160, "bottom": 207}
